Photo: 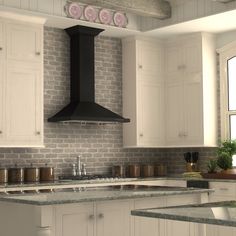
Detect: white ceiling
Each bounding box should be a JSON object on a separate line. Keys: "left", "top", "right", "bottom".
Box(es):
{"left": 144, "top": 8, "right": 236, "bottom": 38}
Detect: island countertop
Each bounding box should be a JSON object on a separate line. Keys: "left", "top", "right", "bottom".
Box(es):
{"left": 0, "top": 186, "right": 212, "bottom": 206}
{"left": 131, "top": 201, "right": 236, "bottom": 227}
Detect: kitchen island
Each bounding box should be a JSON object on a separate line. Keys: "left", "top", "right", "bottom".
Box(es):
{"left": 0, "top": 184, "right": 211, "bottom": 236}
{"left": 132, "top": 201, "right": 236, "bottom": 236}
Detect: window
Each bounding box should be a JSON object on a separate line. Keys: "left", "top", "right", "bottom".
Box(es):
{"left": 218, "top": 42, "right": 236, "bottom": 166}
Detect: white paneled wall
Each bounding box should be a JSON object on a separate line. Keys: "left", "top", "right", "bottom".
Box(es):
{"left": 0, "top": 0, "right": 67, "bottom": 16}
{"left": 141, "top": 0, "right": 236, "bottom": 31}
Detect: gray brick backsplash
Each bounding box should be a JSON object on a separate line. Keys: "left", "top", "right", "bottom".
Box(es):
{"left": 0, "top": 27, "right": 219, "bottom": 177}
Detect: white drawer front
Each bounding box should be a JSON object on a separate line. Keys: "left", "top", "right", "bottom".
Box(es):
{"left": 209, "top": 182, "right": 236, "bottom": 197}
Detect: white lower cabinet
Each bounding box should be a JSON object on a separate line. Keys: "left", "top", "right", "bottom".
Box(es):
{"left": 206, "top": 225, "right": 236, "bottom": 236}
{"left": 96, "top": 201, "right": 131, "bottom": 236}
{"left": 55, "top": 200, "right": 132, "bottom": 236}
{"left": 55, "top": 203, "right": 95, "bottom": 236}
{"left": 208, "top": 182, "right": 236, "bottom": 202}
{"left": 134, "top": 197, "right": 165, "bottom": 236}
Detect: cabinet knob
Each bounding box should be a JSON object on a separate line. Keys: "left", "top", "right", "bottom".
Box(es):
{"left": 0, "top": 131, "right": 2, "bottom": 134}
{"left": 98, "top": 213, "right": 104, "bottom": 219}
{"left": 36, "top": 131, "right": 41, "bottom": 135}
{"left": 139, "top": 133, "right": 143, "bottom": 137}
{"left": 138, "top": 65, "right": 143, "bottom": 69}
{"left": 89, "top": 215, "right": 95, "bottom": 220}
{"left": 36, "top": 52, "right": 41, "bottom": 56}
{"left": 0, "top": 47, "right": 2, "bottom": 51}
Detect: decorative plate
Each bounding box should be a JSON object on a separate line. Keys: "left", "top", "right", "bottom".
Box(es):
{"left": 113, "top": 12, "right": 128, "bottom": 28}
{"left": 84, "top": 5, "right": 97, "bottom": 22}
{"left": 67, "top": 3, "right": 83, "bottom": 19}
{"left": 98, "top": 9, "right": 112, "bottom": 25}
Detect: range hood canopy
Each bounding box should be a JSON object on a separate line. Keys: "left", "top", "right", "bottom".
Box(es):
{"left": 48, "top": 25, "right": 130, "bottom": 123}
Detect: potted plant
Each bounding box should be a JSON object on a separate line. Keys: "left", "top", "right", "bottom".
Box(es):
{"left": 207, "top": 159, "right": 218, "bottom": 174}
{"left": 216, "top": 140, "right": 236, "bottom": 173}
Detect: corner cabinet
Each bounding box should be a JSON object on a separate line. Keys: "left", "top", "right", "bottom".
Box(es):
{"left": 122, "top": 37, "right": 165, "bottom": 148}
{"left": 165, "top": 33, "right": 217, "bottom": 147}
{"left": 0, "top": 13, "right": 45, "bottom": 147}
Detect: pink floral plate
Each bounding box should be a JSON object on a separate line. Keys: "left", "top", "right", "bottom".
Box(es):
{"left": 113, "top": 12, "right": 128, "bottom": 27}
{"left": 99, "top": 9, "right": 112, "bottom": 25}
{"left": 67, "top": 2, "right": 83, "bottom": 19}
{"left": 84, "top": 5, "right": 97, "bottom": 22}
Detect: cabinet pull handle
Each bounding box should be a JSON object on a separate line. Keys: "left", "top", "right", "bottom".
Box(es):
{"left": 98, "top": 213, "right": 104, "bottom": 218}
{"left": 0, "top": 47, "right": 2, "bottom": 51}
{"left": 139, "top": 133, "right": 143, "bottom": 137}
{"left": 36, "top": 131, "right": 41, "bottom": 135}
{"left": 0, "top": 131, "right": 2, "bottom": 134}
{"left": 36, "top": 52, "right": 41, "bottom": 56}
{"left": 138, "top": 65, "right": 143, "bottom": 69}
{"left": 89, "top": 215, "right": 95, "bottom": 220}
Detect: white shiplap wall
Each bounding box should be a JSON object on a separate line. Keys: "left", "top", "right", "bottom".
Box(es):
{"left": 141, "top": 0, "right": 236, "bottom": 31}
{"left": 0, "top": 0, "right": 67, "bottom": 16}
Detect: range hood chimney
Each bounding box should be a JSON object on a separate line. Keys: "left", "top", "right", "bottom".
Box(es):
{"left": 48, "top": 25, "right": 130, "bottom": 123}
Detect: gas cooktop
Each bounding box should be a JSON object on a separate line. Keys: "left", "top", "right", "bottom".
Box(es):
{"left": 58, "top": 175, "right": 132, "bottom": 182}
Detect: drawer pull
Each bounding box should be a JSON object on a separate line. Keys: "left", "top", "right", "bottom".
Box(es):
{"left": 0, "top": 131, "right": 2, "bottom": 134}
{"left": 0, "top": 47, "right": 2, "bottom": 51}
{"left": 89, "top": 215, "right": 94, "bottom": 220}
{"left": 36, "top": 131, "right": 41, "bottom": 135}
{"left": 98, "top": 213, "right": 104, "bottom": 219}
{"left": 36, "top": 52, "right": 41, "bottom": 56}
{"left": 219, "top": 188, "right": 229, "bottom": 191}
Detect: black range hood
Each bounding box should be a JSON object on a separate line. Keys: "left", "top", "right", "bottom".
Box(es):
{"left": 48, "top": 25, "right": 130, "bottom": 123}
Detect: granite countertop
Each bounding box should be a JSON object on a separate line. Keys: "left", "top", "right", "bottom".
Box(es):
{"left": 0, "top": 186, "right": 212, "bottom": 206}
{"left": 131, "top": 201, "right": 236, "bottom": 227}
{"left": 1, "top": 176, "right": 236, "bottom": 191}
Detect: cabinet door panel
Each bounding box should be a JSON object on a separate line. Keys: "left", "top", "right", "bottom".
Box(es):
{"left": 6, "top": 23, "right": 41, "bottom": 62}
{"left": 165, "top": 82, "right": 184, "bottom": 145}
{"left": 165, "top": 220, "right": 190, "bottom": 236}
{"left": 5, "top": 63, "right": 42, "bottom": 145}
{"left": 138, "top": 41, "right": 163, "bottom": 76}
{"left": 96, "top": 200, "right": 131, "bottom": 236}
{"left": 55, "top": 203, "right": 94, "bottom": 236}
{"left": 134, "top": 198, "right": 165, "bottom": 236}
{"left": 183, "top": 80, "right": 203, "bottom": 144}
{"left": 138, "top": 80, "right": 164, "bottom": 146}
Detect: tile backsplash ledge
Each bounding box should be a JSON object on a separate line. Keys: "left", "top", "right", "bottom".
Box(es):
{"left": 0, "top": 27, "right": 217, "bottom": 177}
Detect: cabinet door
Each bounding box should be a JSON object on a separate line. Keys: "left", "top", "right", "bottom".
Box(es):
{"left": 183, "top": 79, "right": 203, "bottom": 145}
{"left": 134, "top": 198, "right": 165, "bottom": 236}
{"left": 96, "top": 200, "right": 131, "bottom": 236}
{"left": 55, "top": 203, "right": 94, "bottom": 236}
{"left": 137, "top": 41, "right": 163, "bottom": 78}
{"left": 0, "top": 21, "right": 4, "bottom": 141}
{"left": 165, "top": 82, "right": 184, "bottom": 145}
{"left": 138, "top": 79, "right": 164, "bottom": 146}
{"left": 5, "top": 62, "right": 43, "bottom": 146}
{"left": 6, "top": 22, "right": 42, "bottom": 62}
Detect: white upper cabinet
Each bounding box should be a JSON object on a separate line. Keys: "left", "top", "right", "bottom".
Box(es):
{"left": 0, "top": 22, "right": 4, "bottom": 141}
{"left": 0, "top": 13, "right": 45, "bottom": 147}
{"left": 123, "top": 33, "right": 217, "bottom": 148}
{"left": 165, "top": 33, "right": 217, "bottom": 147}
{"left": 122, "top": 37, "right": 165, "bottom": 147}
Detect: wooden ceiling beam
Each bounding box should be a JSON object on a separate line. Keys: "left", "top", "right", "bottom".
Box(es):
{"left": 75, "top": 0, "right": 171, "bottom": 19}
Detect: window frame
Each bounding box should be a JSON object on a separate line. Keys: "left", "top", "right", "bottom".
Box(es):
{"left": 218, "top": 41, "right": 236, "bottom": 140}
